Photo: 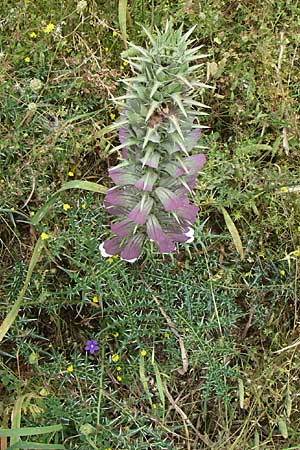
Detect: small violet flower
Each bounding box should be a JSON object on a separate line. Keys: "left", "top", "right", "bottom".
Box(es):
{"left": 84, "top": 339, "right": 100, "bottom": 355}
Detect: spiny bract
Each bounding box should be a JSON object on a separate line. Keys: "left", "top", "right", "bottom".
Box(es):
{"left": 100, "top": 21, "right": 210, "bottom": 262}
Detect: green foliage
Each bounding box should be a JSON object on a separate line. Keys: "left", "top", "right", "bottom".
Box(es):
{"left": 1, "top": 1, "right": 300, "bottom": 449}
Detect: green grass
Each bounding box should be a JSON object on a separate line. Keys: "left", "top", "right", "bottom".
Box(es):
{"left": 1, "top": 0, "right": 300, "bottom": 449}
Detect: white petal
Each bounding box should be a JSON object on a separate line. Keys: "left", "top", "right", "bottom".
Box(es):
{"left": 185, "top": 227, "right": 194, "bottom": 243}
{"left": 99, "top": 242, "right": 112, "bottom": 258}
{"left": 120, "top": 257, "right": 138, "bottom": 263}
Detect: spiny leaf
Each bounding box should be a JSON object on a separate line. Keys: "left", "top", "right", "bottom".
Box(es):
{"left": 145, "top": 101, "right": 159, "bottom": 122}
{"left": 150, "top": 80, "right": 161, "bottom": 99}
{"left": 169, "top": 115, "right": 184, "bottom": 140}
{"left": 171, "top": 93, "right": 187, "bottom": 117}
{"left": 182, "top": 25, "right": 197, "bottom": 41}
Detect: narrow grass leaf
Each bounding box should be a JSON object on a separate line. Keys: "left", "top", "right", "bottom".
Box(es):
{"left": 0, "top": 237, "right": 44, "bottom": 343}
{"left": 7, "top": 443, "right": 65, "bottom": 450}
{"left": 286, "top": 390, "right": 292, "bottom": 417}
{"left": 238, "top": 378, "right": 244, "bottom": 409}
{"left": 254, "top": 430, "right": 259, "bottom": 449}
{"left": 151, "top": 350, "right": 165, "bottom": 416}
{"left": 10, "top": 395, "right": 25, "bottom": 447}
{"left": 220, "top": 207, "right": 244, "bottom": 260}
{"left": 31, "top": 181, "right": 107, "bottom": 226}
{"left": 0, "top": 425, "right": 63, "bottom": 438}
{"left": 139, "top": 355, "right": 152, "bottom": 406}
{"left": 118, "top": 0, "right": 128, "bottom": 45}
{"left": 277, "top": 417, "right": 288, "bottom": 439}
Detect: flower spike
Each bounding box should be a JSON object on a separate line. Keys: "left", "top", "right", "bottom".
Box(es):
{"left": 100, "top": 23, "right": 210, "bottom": 261}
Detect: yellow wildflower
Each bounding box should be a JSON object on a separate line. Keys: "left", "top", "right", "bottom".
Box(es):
{"left": 113, "top": 331, "right": 119, "bottom": 337}
{"left": 43, "top": 23, "right": 55, "bottom": 34}
{"left": 110, "top": 113, "right": 116, "bottom": 120}
{"left": 112, "top": 354, "right": 120, "bottom": 363}
{"left": 24, "top": 56, "right": 30, "bottom": 63}
{"left": 120, "top": 65, "right": 124, "bottom": 70}
{"left": 152, "top": 403, "right": 157, "bottom": 409}
{"left": 68, "top": 171, "right": 74, "bottom": 176}
{"left": 63, "top": 203, "right": 71, "bottom": 211}
{"left": 107, "top": 257, "right": 114, "bottom": 263}
{"left": 67, "top": 365, "right": 73, "bottom": 372}
{"left": 29, "top": 211, "right": 35, "bottom": 217}
{"left": 112, "top": 30, "right": 118, "bottom": 37}
{"left": 279, "top": 270, "right": 285, "bottom": 276}
{"left": 81, "top": 203, "right": 86, "bottom": 209}
{"left": 140, "top": 349, "right": 147, "bottom": 357}
{"left": 123, "top": 61, "right": 128, "bottom": 66}
{"left": 10, "top": 207, "right": 15, "bottom": 211}
{"left": 41, "top": 232, "right": 49, "bottom": 240}
{"left": 0, "top": 179, "right": 4, "bottom": 184}
{"left": 105, "top": 47, "right": 109, "bottom": 52}
{"left": 29, "top": 31, "right": 37, "bottom": 38}
{"left": 280, "top": 186, "right": 288, "bottom": 191}
{"left": 92, "top": 296, "right": 99, "bottom": 303}
{"left": 117, "top": 375, "right": 122, "bottom": 382}
{"left": 116, "top": 366, "right": 122, "bottom": 371}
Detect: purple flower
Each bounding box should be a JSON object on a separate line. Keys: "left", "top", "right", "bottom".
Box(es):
{"left": 177, "top": 203, "right": 199, "bottom": 222}
{"left": 109, "top": 166, "right": 139, "bottom": 185}
{"left": 128, "top": 197, "right": 154, "bottom": 224}
{"left": 119, "top": 127, "right": 129, "bottom": 144}
{"left": 155, "top": 187, "right": 187, "bottom": 212}
{"left": 135, "top": 172, "right": 158, "bottom": 192}
{"left": 111, "top": 219, "right": 135, "bottom": 238}
{"left": 120, "top": 233, "right": 145, "bottom": 262}
{"left": 99, "top": 237, "right": 122, "bottom": 257}
{"left": 146, "top": 215, "right": 176, "bottom": 253}
{"left": 175, "top": 153, "right": 206, "bottom": 177}
{"left": 85, "top": 339, "right": 100, "bottom": 355}
{"left": 119, "top": 127, "right": 129, "bottom": 159}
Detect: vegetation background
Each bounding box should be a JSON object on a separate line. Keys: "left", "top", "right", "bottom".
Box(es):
{"left": 0, "top": 0, "right": 299, "bottom": 449}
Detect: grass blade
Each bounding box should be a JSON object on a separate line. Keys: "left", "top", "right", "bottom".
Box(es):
{"left": 220, "top": 207, "right": 244, "bottom": 260}
{"left": 151, "top": 350, "right": 165, "bottom": 416}
{"left": 0, "top": 425, "right": 63, "bottom": 438}
{"left": 31, "top": 180, "right": 107, "bottom": 226}
{"left": 0, "top": 237, "right": 44, "bottom": 343}
{"left": 118, "top": 0, "right": 128, "bottom": 45}
{"left": 7, "top": 443, "right": 65, "bottom": 450}
{"left": 139, "top": 355, "right": 152, "bottom": 406}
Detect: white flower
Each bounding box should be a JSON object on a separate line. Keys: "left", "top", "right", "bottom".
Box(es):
{"left": 185, "top": 227, "right": 194, "bottom": 243}
{"left": 99, "top": 242, "right": 112, "bottom": 258}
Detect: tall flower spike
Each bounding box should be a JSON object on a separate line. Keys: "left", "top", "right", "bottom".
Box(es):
{"left": 100, "top": 21, "right": 210, "bottom": 262}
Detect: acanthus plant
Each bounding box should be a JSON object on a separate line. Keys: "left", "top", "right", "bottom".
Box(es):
{"left": 100, "top": 21, "right": 210, "bottom": 263}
